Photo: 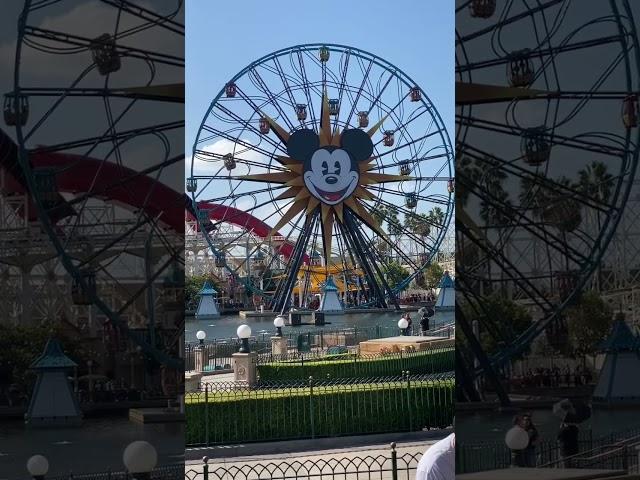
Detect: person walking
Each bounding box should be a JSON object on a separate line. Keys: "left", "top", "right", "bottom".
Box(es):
{"left": 420, "top": 313, "right": 430, "bottom": 336}
{"left": 558, "top": 421, "right": 580, "bottom": 468}
{"left": 510, "top": 413, "right": 539, "bottom": 467}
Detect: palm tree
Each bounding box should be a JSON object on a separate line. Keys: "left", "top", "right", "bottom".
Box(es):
{"left": 577, "top": 161, "right": 613, "bottom": 287}
{"left": 577, "top": 161, "right": 613, "bottom": 205}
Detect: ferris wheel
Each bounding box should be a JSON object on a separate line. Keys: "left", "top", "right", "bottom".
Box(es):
{"left": 10, "top": 1, "right": 185, "bottom": 369}
{"left": 456, "top": 0, "right": 640, "bottom": 402}
{"left": 189, "top": 44, "right": 454, "bottom": 313}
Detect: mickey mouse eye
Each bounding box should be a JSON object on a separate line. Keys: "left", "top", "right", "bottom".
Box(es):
{"left": 334, "top": 161, "right": 341, "bottom": 175}
{"left": 321, "top": 161, "right": 329, "bottom": 175}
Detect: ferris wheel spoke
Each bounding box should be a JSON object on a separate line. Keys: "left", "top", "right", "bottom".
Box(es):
{"left": 459, "top": 35, "right": 625, "bottom": 74}
{"left": 458, "top": 115, "right": 629, "bottom": 157}
{"left": 372, "top": 128, "right": 443, "bottom": 161}
{"left": 213, "top": 102, "right": 289, "bottom": 156}
{"left": 458, "top": 223, "right": 555, "bottom": 311}
{"left": 32, "top": 121, "right": 182, "bottom": 154}
{"left": 343, "top": 59, "right": 374, "bottom": 128}
{"left": 193, "top": 149, "right": 289, "bottom": 173}
{"left": 99, "top": 0, "right": 185, "bottom": 36}
{"left": 200, "top": 125, "right": 283, "bottom": 159}
{"left": 249, "top": 67, "right": 297, "bottom": 132}
{"left": 24, "top": 26, "right": 184, "bottom": 67}
{"left": 458, "top": 0, "right": 572, "bottom": 44}
{"left": 199, "top": 185, "right": 288, "bottom": 204}
{"left": 460, "top": 175, "right": 590, "bottom": 264}
{"left": 367, "top": 185, "right": 451, "bottom": 207}
{"left": 464, "top": 146, "right": 618, "bottom": 214}
{"left": 376, "top": 152, "right": 450, "bottom": 171}
{"left": 272, "top": 56, "right": 303, "bottom": 122}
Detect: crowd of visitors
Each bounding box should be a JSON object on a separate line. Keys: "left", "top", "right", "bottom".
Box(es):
{"left": 510, "top": 364, "right": 593, "bottom": 389}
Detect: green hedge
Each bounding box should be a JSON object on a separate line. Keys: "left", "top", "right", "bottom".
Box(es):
{"left": 257, "top": 348, "right": 454, "bottom": 381}
{"left": 185, "top": 378, "right": 454, "bottom": 445}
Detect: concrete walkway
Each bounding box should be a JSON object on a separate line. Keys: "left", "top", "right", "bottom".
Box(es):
{"left": 185, "top": 429, "right": 452, "bottom": 479}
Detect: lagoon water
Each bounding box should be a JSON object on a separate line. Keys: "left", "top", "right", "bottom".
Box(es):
{"left": 0, "top": 416, "right": 183, "bottom": 479}
{"left": 458, "top": 408, "right": 640, "bottom": 445}
{"left": 185, "top": 309, "right": 454, "bottom": 342}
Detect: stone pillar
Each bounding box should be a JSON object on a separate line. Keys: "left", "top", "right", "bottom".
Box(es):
{"left": 194, "top": 345, "right": 208, "bottom": 374}
{"left": 271, "top": 336, "right": 288, "bottom": 356}
{"left": 185, "top": 372, "right": 202, "bottom": 392}
{"left": 232, "top": 352, "right": 257, "bottom": 386}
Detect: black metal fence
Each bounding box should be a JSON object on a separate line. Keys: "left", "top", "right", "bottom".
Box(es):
{"left": 185, "top": 324, "right": 454, "bottom": 373}
{"left": 185, "top": 373, "right": 454, "bottom": 446}
{"left": 457, "top": 426, "right": 640, "bottom": 474}
{"left": 184, "top": 444, "right": 421, "bottom": 480}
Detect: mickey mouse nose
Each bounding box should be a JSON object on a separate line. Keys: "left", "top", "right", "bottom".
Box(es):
{"left": 325, "top": 176, "right": 338, "bottom": 184}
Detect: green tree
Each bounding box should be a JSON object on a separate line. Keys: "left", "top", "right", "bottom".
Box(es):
{"left": 404, "top": 212, "right": 431, "bottom": 237}
{"left": 0, "top": 323, "right": 92, "bottom": 393}
{"left": 460, "top": 294, "right": 533, "bottom": 358}
{"left": 566, "top": 291, "right": 613, "bottom": 355}
{"left": 185, "top": 274, "right": 218, "bottom": 308}
{"left": 381, "top": 261, "right": 410, "bottom": 291}
{"left": 426, "top": 263, "right": 444, "bottom": 287}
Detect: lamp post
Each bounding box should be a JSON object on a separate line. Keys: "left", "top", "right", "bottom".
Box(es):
{"left": 26, "top": 455, "right": 49, "bottom": 480}
{"left": 87, "top": 359, "right": 94, "bottom": 403}
{"left": 196, "top": 330, "right": 206, "bottom": 345}
{"left": 273, "top": 315, "right": 285, "bottom": 337}
{"left": 123, "top": 440, "right": 157, "bottom": 480}
{"left": 398, "top": 317, "right": 409, "bottom": 336}
{"left": 237, "top": 324, "right": 251, "bottom": 353}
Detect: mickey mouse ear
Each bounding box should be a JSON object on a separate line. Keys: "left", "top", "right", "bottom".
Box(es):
{"left": 287, "top": 129, "right": 319, "bottom": 161}
{"left": 340, "top": 129, "right": 374, "bottom": 161}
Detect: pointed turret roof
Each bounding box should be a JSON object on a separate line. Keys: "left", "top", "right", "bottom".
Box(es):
{"left": 30, "top": 338, "right": 77, "bottom": 370}
{"left": 322, "top": 276, "right": 338, "bottom": 292}
{"left": 598, "top": 316, "right": 640, "bottom": 353}
{"left": 438, "top": 271, "right": 455, "bottom": 288}
{"left": 199, "top": 281, "right": 217, "bottom": 295}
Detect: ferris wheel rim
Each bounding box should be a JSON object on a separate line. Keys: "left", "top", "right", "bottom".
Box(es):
{"left": 190, "top": 42, "right": 455, "bottom": 303}
{"left": 456, "top": 0, "right": 640, "bottom": 372}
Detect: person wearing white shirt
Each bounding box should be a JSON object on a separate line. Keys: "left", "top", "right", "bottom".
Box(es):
{"left": 415, "top": 433, "right": 455, "bottom": 480}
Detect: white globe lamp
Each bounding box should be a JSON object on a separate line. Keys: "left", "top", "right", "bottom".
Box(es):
{"left": 123, "top": 440, "right": 157, "bottom": 478}
{"left": 274, "top": 316, "right": 286, "bottom": 337}
{"left": 237, "top": 324, "right": 252, "bottom": 353}
{"left": 26, "top": 455, "right": 49, "bottom": 479}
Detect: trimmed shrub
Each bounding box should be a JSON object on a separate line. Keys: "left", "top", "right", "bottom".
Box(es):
{"left": 185, "top": 377, "right": 454, "bottom": 446}
{"left": 257, "top": 348, "right": 454, "bottom": 381}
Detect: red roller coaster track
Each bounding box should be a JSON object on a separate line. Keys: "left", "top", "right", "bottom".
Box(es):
{"left": 0, "top": 128, "right": 300, "bottom": 260}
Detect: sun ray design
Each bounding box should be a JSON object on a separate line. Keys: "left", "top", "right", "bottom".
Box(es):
{"left": 247, "top": 93, "right": 411, "bottom": 270}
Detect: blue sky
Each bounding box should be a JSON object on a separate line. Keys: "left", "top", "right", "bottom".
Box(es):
{"left": 186, "top": 0, "right": 454, "bottom": 151}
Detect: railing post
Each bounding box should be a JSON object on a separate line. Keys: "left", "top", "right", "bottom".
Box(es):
{"left": 390, "top": 442, "right": 398, "bottom": 480}
{"left": 309, "top": 376, "right": 315, "bottom": 439}
{"left": 202, "top": 456, "right": 209, "bottom": 480}
{"left": 204, "top": 383, "right": 209, "bottom": 446}
{"left": 406, "top": 371, "right": 413, "bottom": 431}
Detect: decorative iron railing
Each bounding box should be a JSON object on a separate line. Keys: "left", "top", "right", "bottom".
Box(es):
{"left": 184, "top": 444, "right": 422, "bottom": 480}
{"left": 185, "top": 373, "right": 454, "bottom": 446}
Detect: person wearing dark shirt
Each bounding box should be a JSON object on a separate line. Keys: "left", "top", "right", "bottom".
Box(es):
{"left": 558, "top": 422, "right": 580, "bottom": 468}
{"left": 420, "top": 314, "right": 430, "bottom": 336}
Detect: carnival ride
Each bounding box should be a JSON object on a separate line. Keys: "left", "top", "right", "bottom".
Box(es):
{"left": 456, "top": 0, "right": 640, "bottom": 403}
{"left": 6, "top": 0, "right": 185, "bottom": 369}
{"left": 189, "top": 44, "right": 455, "bottom": 313}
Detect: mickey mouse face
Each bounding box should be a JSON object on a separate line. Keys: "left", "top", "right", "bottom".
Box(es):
{"left": 287, "top": 128, "right": 373, "bottom": 206}
{"left": 304, "top": 148, "right": 358, "bottom": 204}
